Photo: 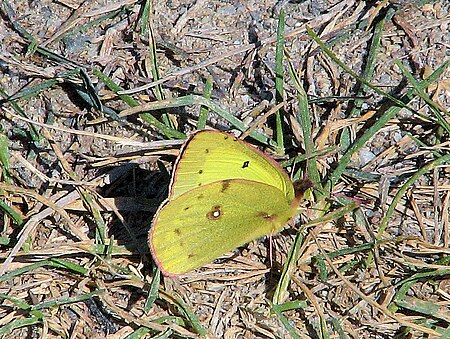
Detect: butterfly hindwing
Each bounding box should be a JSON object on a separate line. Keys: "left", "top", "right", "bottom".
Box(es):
{"left": 150, "top": 179, "right": 296, "bottom": 276}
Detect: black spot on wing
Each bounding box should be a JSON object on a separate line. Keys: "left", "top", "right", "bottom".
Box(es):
{"left": 242, "top": 160, "right": 250, "bottom": 168}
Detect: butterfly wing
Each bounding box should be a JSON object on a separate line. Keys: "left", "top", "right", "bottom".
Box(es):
{"left": 170, "top": 130, "right": 295, "bottom": 201}
{"left": 149, "top": 179, "right": 296, "bottom": 276}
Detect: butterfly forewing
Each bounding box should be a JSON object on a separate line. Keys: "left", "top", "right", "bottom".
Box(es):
{"left": 170, "top": 130, "right": 295, "bottom": 201}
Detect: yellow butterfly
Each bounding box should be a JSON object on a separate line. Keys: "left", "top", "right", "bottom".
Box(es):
{"left": 149, "top": 130, "right": 303, "bottom": 276}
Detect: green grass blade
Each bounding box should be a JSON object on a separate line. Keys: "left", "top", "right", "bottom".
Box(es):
{"left": 328, "top": 59, "right": 450, "bottom": 188}
{"left": 306, "top": 26, "right": 413, "bottom": 111}
{"left": 0, "top": 260, "right": 87, "bottom": 284}
{"left": 144, "top": 268, "right": 160, "bottom": 313}
{"left": 124, "top": 327, "right": 155, "bottom": 338}
{"left": 0, "top": 292, "right": 44, "bottom": 318}
{"left": 0, "top": 262, "right": 51, "bottom": 283}
{"left": 93, "top": 67, "right": 140, "bottom": 107}
{"left": 0, "top": 131, "right": 11, "bottom": 182}
{"left": 273, "top": 231, "right": 304, "bottom": 305}
{"left": 330, "top": 317, "right": 348, "bottom": 339}
{"left": 93, "top": 68, "right": 185, "bottom": 139}
{"left": 320, "top": 316, "right": 330, "bottom": 339}
{"left": 272, "top": 312, "right": 302, "bottom": 338}
{"left": 48, "top": 258, "right": 89, "bottom": 275}
{"left": 123, "top": 95, "right": 277, "bottom": 145}
{"left": 378, "top": 154, "right": 450, "bottom": 239}
{"left": 171, "top": 295, "right": 207, "bottom": 336}
{"left": 286, "top": 54, "right": 321, "bottom": 189}
{"left": 395, "top": 59, "right": 450, "bottom": 134}
{"left": 0, "top": 316, "right": 42, "bottom": 337}
{"left": 271, "top": 300, "right": 308, "bottom": 313}
{"left": 340, "top": 8, "right": 394, "bottom": 151}
{"left": 275, "top": 10, "right": 286, "bottom": 149}
{"left": 394, "top": 295, "right": 450, "bottom": 323}
{"left": 395, "top": 268, "right": 450, "bottom": 289}
{"left": 0, "top": 88, "right": 41, "bottom": 141}
{"left": 303, "top": 202, "right": 359, "bottom": 227}
{"left": 76, "top": 188, "right": 106, "bottom": 244}
{"left": 439, "top": 327, "right": 450, "bottom": 339}
{"left": 197, "top": 77, "right": 213, "bottom": 130}
{"left": 146, "top": 7, "right": 164, "bottom": 103}
{"left": 6, "top": 79, "right": 59, "bottom": 102}
{"left": 139, "top": 0, "right": 151, "bottom": 36}
{"left": 31, "top": 290, "right": 103, "bottom": 311}
{"left": 142, "top": 0, "right": 175, "bottom": 129}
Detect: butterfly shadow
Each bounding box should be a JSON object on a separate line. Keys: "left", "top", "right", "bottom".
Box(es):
{"left": 97, "top": 161, "right": 170, "bottom": 264}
